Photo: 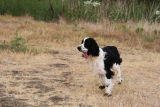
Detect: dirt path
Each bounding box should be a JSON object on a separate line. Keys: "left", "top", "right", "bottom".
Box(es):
{"left": 0, "top": 46, "right": 159, "bottom": 107}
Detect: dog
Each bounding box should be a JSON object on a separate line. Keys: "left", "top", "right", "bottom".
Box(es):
{"left": 77, "top": 37, "right": 122, "bottom": 96}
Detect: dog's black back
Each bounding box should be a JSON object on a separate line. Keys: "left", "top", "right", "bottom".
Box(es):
{"left": 102, "top": 46, "right": 122, "bottom": 79}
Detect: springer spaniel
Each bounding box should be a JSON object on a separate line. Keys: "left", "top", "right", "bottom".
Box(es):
{"left": 77, "top": 37, "right": 122, "bottom": 96}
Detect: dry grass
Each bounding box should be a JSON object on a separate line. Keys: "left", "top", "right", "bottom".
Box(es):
{"left": 0, "top": 15, "right": 160, "bottom": 107}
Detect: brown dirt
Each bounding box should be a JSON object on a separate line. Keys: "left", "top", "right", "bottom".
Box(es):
{"left": 0, "top": 15, "right": 160, "bottom": 107}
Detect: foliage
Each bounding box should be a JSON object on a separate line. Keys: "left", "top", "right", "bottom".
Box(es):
{"left": 0, "top": 43, "right": 9, "bottom": 50}
{"left": 136, "top": 27, "right": 144, "bottom": 33}
{"left": 154, "top": 10, "right": 160, "bottom": 22}
{"left": 0, "top": 0, "right": 160, "bottom": 22}
{"left": 10, "top": 32, "right": 28, "bottom": 52}
{"left": 0, "top": 32, "right": 40, "bottom": 54}
{"left": 144, "top": 36, "right": 155, "bottom": 42}
{"left": 84, "top": 0, "right": 101, "bottom": 7}
{"left": 0, "top": 0, "right": 53, "bottom": 21}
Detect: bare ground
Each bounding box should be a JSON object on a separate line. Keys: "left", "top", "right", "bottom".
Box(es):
{"left": 0, "top": 16, "right": 160, "bottom": 107}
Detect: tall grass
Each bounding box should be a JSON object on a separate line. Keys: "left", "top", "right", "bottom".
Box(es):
{"left": 0, "top": 0, "right": 53, "bottom": 21}
{"left": 0, "top": 0, "right": 160, "bottom": 22}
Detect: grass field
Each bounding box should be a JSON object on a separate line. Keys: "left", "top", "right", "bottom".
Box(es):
{"left": 0, "top": 15, "right": 160, "bottom": 107}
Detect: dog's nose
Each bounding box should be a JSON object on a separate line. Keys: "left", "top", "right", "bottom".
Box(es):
{"left": 77, "top": 46, "right": 81, "bottom": 51}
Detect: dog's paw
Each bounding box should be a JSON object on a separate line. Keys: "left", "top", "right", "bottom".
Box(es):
{"left": 117, "top": 79, "right": 122, "bottom": 84}
{"left": 104, "top": 93, "right": 112, "bottom": 97}
{"left": 99, "top": 85, "right": 105, "bottom": 90}
{"left": 117, "top": 77, "right": 122, "bottom": 84}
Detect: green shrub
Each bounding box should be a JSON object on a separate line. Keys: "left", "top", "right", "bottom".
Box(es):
{"left": 0, "top": 0, "right": 53, "bottom": 21}
{"left": 10, "top": 32, "right": 28, "bottom": 52}
{"left": 120, "top": 24, "right": 130, "bottom": 33}
{"left": 154, "top": 29, "right": 158, "bottom": 35}
{"left": 144, "top": 36, "right": 155, "bottom": 42}
{"left": 136, "top": 27, "right": 144, "bottom": 33}
{"left": 158, "top": 30, "right": 160, "bottom": 35}
{"left": 0, "top": 0, "right": 160, "bottom": 22}
{"left": 0, "top": 43, "right": 9, "bottom": 50}
{"left": 0, "top": 32, "right": 40, "bottom": 54}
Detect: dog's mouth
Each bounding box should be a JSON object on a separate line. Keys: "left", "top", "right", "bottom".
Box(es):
{"left": 82, "top": 52, "right": 88, "bottom": 59}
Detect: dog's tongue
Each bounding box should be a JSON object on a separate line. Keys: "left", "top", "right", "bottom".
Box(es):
{"left": 83, "top": 52, "right": 88, "bottom": 59}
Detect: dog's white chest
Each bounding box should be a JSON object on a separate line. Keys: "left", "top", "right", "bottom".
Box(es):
{"left": 88, "top": 49, "right": 106, "bottom": 75}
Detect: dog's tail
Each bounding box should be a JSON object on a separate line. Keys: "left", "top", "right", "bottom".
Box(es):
{"left": 116, "top": 58, "right": 122, "bottom": 65}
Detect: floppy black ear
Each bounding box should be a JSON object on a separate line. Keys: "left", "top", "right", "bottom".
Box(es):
{"left": 86, "top": 38, "right": 99, "bottom": 56}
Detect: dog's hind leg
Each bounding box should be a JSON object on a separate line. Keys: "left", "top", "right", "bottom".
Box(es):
{"left": 103, "top": 69, "right": 114, "bottom": 96}
{"left": 113, "top": 63, "right": 122, "bottom": 84}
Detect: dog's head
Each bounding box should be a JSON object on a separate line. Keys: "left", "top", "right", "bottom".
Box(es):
{"left": 77, "top": 37, "right": 99, "bottom": 59}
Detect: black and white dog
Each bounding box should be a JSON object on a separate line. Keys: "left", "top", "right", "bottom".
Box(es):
{"left": 77, "top": 37, "right": 122, "bottom": 96}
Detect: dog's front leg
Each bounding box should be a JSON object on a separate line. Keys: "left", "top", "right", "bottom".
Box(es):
{"left": 99, "top": 74, "right": 114, "bottom": 96}
{"left": 99, "top": 74, "right": 106, "bottom": 89}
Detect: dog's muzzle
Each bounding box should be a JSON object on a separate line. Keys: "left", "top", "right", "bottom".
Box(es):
{"left": 77, "top": 46, "right": 88, "bottom": 59}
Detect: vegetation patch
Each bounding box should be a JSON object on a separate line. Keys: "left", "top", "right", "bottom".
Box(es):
{"left": 136, "top": 27, "right": 144, "bottom": 33}
{"left": 144, "top": 36, "right": 155, "bottom": 42}
{"left": 0, "top": 32, "right": 40, "bottom": 54}
{"left": 0, "top": 0, "right": 160, "bottom": 22}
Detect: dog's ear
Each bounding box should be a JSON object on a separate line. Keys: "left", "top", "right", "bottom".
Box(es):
{"left": 86, "top": 38, "right": 99, "bottom": 56}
